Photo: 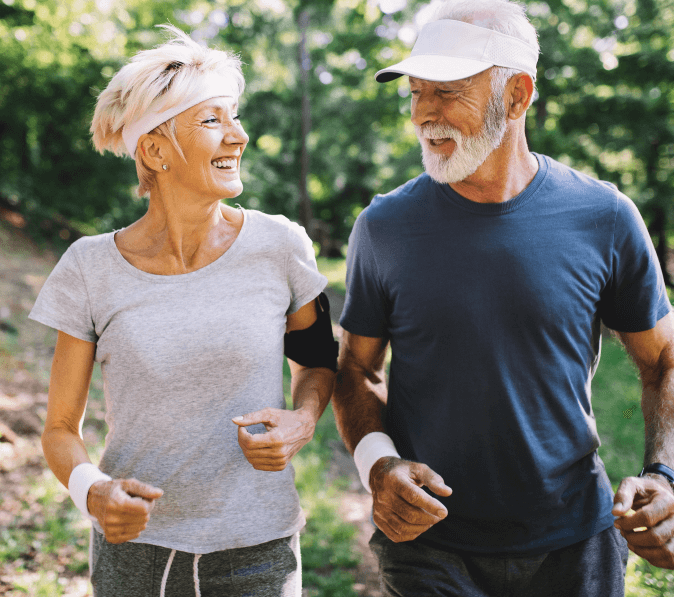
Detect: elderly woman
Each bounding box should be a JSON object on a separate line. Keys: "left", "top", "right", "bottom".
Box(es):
{"left": 29, "top": 25, "right": 337, "bottom": 596}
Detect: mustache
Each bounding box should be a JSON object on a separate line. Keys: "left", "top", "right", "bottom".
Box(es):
{"left": 414, "top": 124, "right": 463, "bottom": 140}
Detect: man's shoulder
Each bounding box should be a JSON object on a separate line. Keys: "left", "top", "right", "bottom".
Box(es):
{"left": 538, "top": 153, "right": 621, "bottom": 203}
{"left": 364, "top": 173, "right": 435, "bottom": 222}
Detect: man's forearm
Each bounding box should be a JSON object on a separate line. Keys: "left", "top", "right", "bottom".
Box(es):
{"left": 642, "top": 365, "right": 674, "bottom": 467}
{"left": 332, "top": 363, "right": 388, "bottom": 455}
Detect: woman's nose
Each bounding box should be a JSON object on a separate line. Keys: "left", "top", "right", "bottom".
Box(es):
{"left": 224, "top": 124, "right": 249, "bottom": 149}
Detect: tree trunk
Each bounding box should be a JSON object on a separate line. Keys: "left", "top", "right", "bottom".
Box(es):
{"left": 646, "top": 138, "right": 671, "bottom": 287}
{"left": 651, "top": 205, "right": 672, "bottom": 288}
{"left": 297, "top": 9, "right": 313, "bottom": 236}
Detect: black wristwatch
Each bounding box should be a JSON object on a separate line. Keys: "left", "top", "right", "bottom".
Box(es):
{"left": 639, "top": 463, "right": 674, "bottom": 491}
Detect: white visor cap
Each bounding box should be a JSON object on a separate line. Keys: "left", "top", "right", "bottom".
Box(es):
{"left": 122, "top": 72, "right": 240, "bottom": 157}
{"left": 375, "top": 20, "right": 538, "bottom": 83}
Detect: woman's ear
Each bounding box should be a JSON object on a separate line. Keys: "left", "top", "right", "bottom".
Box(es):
{"left": 138, "top": 134, "right": 168, "bottom": 173}
{"left": 507, "top": 73, "right": 535, "bottom": 120}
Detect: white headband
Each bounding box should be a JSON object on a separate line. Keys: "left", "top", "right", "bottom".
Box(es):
{"left": 122, "top": 73, "right": 240, "bottom": 157}
{"left": 375, "top": 19, "right": 538, "bottom": 83}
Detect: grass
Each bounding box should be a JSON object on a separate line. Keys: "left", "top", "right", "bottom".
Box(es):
{"left": 593, "top": 334, "right": 674, "bottom": 596}
{"left": 283, "top": 360, "right": 361, "bottom": 597}
{"left": 316, "top": 257, "right": 347, "bottom": 295}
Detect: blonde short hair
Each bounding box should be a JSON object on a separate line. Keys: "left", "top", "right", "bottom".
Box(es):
{"left": 90, "top": 24, "right": 245, "bottom": 197}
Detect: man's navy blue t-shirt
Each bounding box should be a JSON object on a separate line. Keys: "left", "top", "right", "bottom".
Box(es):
{"left": 340, "top": 153, "right": 671, "bottom": 555}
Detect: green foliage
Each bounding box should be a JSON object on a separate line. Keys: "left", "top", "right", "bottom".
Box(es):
{"left": 2, "top": 0, "right": 674, "bottom": 262}
{"left": 525, "top": 0, "right": 674, "bottom": 280}
{"left": 293, "top": 402, "right": 361, "bottom": 594}
{"left": 592, "top": 335, "right": 674, "bottom": 597}
{"left": 316, "top": 256, "right": 348, "bottom": 293}
{"left": 592, "top": 335, "right": 644, "bottom": 485}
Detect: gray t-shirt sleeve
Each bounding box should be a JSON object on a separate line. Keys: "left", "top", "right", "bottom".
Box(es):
{"left": 28, "top": 244, "right": 97, "bottom": 343}
{"left": 285, "top": 222, "right": 328, "bottom": 315}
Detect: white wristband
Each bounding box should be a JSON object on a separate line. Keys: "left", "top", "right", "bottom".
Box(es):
{"left": 68, "top": 463, "right": 112, "bottom": 521}
{"left": 353, "top": 432, "right": 401, "bottom": 493}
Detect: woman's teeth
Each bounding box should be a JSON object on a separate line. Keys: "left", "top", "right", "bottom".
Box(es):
{"left": 211, "top": 159, "right": 236, "bottom": 169}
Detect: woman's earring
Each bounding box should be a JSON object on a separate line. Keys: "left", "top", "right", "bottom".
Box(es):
{"left": 162, "top": 164, "right": 169, "bottom": 171}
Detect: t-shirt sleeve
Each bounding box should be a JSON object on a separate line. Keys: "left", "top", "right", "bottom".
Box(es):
{"left": 339, "top": 209, "right": 389, "bottom": 338}
{"left": 28, "top": 245, "right": 97, "bottom": 343}
{"left": 599, "top": 193, "right": 671, "bottom": 332}
{"left": 285, "top": 222, "right": 328, "bottom": 315}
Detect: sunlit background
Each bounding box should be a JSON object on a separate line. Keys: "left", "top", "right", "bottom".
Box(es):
{"left": 2, "top": 0, "right": 674, "bottom": 595}
{"left": 2, "top": 0, "right": 672, "bottom": 265}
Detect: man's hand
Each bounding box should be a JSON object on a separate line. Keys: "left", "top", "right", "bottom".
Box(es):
{"left": 613, "top": 474, "right": 674, "bottom": 568}
{"left": 233, "top": 407, "right": 315, "bottom": 471}
{"left": 87, "top": 478, "right": 163, "bottom": 544}
{"left": 370, "top": 456, "right": 452, "bottom": 543}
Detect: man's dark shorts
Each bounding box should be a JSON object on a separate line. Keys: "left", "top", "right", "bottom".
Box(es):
{"left": 370, "top": 526, "right": 629, "bottom": 597}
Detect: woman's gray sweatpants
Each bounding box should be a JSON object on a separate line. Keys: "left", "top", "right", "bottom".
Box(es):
{"left": 90, "top": 529, "right": 301, "bottom": 597}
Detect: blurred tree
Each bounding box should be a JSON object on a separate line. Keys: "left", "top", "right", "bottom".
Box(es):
{"left": 1, "top": 0, "right": 673, "bottom": 270}
{"left": 0, "top": 0, "right": 193, "bottom": 238}
{"left": 211, "top": 0, "right": 424, "bottom": 254}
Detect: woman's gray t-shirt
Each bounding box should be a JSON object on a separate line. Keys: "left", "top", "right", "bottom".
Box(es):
{"left": 29, "top": 208, "right": 327, "bottom": 554}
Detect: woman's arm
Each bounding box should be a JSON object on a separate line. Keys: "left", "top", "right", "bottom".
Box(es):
{"left": 287, "top": 296, "right": 334, "bottom": 427}
{"left": 233, "top": 299, "right": 335, "bottom": 470}
{"left": 44, "top": 331, "right": 162, "bottom": 544}
{"left": 42, "top": 331, "right": 97, "bottom": 486}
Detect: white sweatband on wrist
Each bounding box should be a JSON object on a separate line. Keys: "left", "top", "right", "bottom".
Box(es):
{"left": 353, "top": 432, "right": 401, "bottom": 493}
{"left": 68, "top": 463, "right": 112, "bottom": 521}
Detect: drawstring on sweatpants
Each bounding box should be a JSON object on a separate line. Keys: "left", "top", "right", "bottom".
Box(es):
{"left": 193, "top": 554, "right": 202, "bottom": 595}
{"left": 159, "top": 549, "right": 202, "bottom": 597}
{"left": 159, "top": 549, "right": 175, "bottom": 597}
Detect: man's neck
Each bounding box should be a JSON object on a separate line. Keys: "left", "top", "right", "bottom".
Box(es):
{"left": 448, "top": 135, "right": 539, "bottom": 204}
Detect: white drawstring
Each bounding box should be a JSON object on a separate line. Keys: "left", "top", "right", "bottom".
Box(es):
{"left": 193, "top": 554, "right": 202, "bottom": 597}
{"left": 159, "top": 549, "right": 176, "bottom": 597}
{"left": 158, "top": 549, "right": 201, "bottom": 597}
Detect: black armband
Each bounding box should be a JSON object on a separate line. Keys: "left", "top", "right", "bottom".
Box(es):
{"left": 284, "top": 292, "right": 339, "bottom": 372}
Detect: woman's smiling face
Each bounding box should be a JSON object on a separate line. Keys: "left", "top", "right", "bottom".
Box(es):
{"left": 171, "top": 92, "right": 249, "bottom": 200}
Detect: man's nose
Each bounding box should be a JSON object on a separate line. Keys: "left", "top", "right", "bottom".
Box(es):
{"left": 410, "top": 93, "right": 441, "bottom": 127}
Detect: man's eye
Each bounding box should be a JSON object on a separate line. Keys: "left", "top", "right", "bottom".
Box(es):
{"left": 233, "top": 114, "right": 240, "bottom": 121}
{"left": 203, "top": 117, "right": 218, "bottom": 124}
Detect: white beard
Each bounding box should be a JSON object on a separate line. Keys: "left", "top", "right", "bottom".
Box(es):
{"left": 415, "top": 91, "right": 508, "bottom": 184}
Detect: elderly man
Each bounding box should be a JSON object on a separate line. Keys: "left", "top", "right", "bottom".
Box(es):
{"left": 332, "top": 0, "right": 674, "bottom": 595}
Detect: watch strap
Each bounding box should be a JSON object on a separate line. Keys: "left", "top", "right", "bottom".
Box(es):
{"left": 639, "top": 463, "right": 674, "bottom": 486}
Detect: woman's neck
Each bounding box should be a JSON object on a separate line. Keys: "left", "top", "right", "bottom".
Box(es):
{"left": 115, "top": 191, "right": 243, "bottom": 275}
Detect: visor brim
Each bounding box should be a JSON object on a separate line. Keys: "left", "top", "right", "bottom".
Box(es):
{"left": 375, "top": 55, "right": 493, "bottom": 83}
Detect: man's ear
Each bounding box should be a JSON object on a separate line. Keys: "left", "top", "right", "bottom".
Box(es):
{"left": 138, "top": 134, "right": 168, "bottom": 172}
{"left": 507, "top": 73, "right": 535, "bottom": 120}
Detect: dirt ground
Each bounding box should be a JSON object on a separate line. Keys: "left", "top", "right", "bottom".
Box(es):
{"left": 0, "top": 211, "right": 380, "bottom": 596}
